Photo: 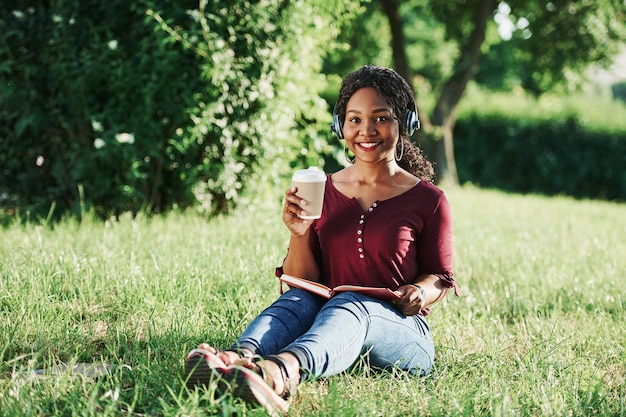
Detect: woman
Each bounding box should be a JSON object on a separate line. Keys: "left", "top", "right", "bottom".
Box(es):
{"left": 184, "top": 65, "right": 458, "bottom": 416}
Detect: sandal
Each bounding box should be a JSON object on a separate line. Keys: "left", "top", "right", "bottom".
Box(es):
{"left": 184, "top": 348, "right": 228, "bottom": 390}
{"left": 218, "top": 355, "right": 297, "bottom": 417}
{"left": 184, "top": 346, "right": 250, "bottom": 390}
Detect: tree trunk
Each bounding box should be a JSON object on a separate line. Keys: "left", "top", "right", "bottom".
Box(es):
{"left": 377, "top": 0, "right": 433, "bottom": 131}
{"left": 431, "top": 0, "right": 495, "bottom": 185}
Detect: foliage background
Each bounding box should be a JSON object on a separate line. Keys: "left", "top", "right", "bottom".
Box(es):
{"left": 1, "top": 0, "right": 625, "bottom": 222}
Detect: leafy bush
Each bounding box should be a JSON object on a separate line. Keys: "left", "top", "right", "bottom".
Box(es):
{"left": 0, "top": 1, "right": 355, "bottom": 221}
{"left": 0, "top": 1, "right": 203, "bottom": 219}
{"left": 154, "top": 1, "right": 350, "bottom": 214}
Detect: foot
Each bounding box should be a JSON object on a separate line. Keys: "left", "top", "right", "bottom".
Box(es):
{"left": 194, "top": 343, "right": 253, "bottom": 366}
{"left": 255, "top": 353, "right": 300, "bottom": 397}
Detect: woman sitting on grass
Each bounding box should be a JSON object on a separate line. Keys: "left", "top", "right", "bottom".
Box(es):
{"left": 184, "top": 65, "right": 459, "bottom": 416}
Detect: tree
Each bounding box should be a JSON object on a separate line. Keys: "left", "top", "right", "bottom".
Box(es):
{"left": 375, "top": 0, "right": 626, "bottom": 185}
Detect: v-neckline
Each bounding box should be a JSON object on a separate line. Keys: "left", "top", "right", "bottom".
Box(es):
{"left": 328, "top": 175, "right": 421, "bottom": 212}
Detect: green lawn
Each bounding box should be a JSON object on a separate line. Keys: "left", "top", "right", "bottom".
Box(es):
{"left": 1, "top": 186, "right": 624, "bottom": 416}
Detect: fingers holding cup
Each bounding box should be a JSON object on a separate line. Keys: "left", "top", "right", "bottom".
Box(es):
{"left": 292, "top": 167, "right": 326, "bottom": 220}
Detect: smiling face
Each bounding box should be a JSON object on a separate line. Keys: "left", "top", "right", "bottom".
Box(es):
{"left": 342, "top": 87, "right": 400, "bottom": 164}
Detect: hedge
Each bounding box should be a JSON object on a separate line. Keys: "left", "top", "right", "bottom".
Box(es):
{"left": 454, "top": 112, "right": 626, "bottom": 201}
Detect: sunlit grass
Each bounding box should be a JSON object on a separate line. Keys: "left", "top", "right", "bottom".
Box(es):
{"left": 458, "top": 85, "right": 626, "bottom": 132}
{"left": 1, "top": 186, "right": 624, "bottom": 416}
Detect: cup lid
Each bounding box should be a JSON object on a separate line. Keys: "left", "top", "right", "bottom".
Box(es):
{"left": 292, "top": 166, "right": 326, "bottom": 182}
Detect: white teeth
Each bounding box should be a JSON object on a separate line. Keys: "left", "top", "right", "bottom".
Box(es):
{"left": 359, "top": 142, "right": 378, "bottom": 148}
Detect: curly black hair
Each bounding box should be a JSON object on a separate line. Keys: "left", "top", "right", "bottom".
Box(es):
{"left": 334, "top": 65, "right": 434, "bottom": 182}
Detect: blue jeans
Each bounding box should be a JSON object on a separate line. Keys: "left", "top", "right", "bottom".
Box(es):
{"left": 232, "top": 288, "right": 434, "bottom": 381}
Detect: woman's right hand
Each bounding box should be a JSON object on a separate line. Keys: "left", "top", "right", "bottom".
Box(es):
{"left": 282, "top": 186, "right": 314, "bottom": 237}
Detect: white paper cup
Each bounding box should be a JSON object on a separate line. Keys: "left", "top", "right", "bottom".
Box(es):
{"left": 292, "top": 167, "right": 326, "bottom": 219}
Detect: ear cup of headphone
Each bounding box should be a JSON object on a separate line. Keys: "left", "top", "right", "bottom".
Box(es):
{"left": 404, "top": 108, "right": 421, "bottom": 136}
{"left": 330, "top": 114, "right": 344, "bottom": 139}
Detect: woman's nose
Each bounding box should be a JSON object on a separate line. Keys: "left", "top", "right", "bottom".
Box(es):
{"left": 360, "top": 119, "right": 376, "bottom": 135}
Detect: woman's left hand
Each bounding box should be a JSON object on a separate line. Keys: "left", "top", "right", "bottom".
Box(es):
{"left": 392, "top": 284, "right": 426, "bottom": 316}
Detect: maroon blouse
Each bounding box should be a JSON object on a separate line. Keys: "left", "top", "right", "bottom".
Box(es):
{"left": 278, "top": 175, "right": 458, "bottom": 314}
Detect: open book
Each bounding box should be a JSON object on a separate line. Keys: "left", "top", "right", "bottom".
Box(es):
{"left": 279, "top": 274, "right": 401, "bottom": 300}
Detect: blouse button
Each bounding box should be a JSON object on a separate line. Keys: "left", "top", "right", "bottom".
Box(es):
{"left": 358, "top": 247, "right": 363, "bottom": 252}
{"left": 359, "top": 254, "right": 365, "bottom": 259}
{"left": 372, "top": 202, "right": 378, "bottom": 208}
{"left": 357, "top": 230, "right": 362, "bottom": 235}
{"left": 357, "top": 237, "right": 362, "bottom": 243}
{"left": 368, "top": 207, "right": 373, "bottom": 212}
{"left": 359, "top": 219, "right": 364, "bottom": 224}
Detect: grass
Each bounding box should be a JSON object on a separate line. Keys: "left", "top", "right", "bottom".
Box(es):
{"left": 1, "top": 186, "right": 624, "bottom": 416}
{"left": 456, "top": 84, "right": 626, "bottom": 132}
